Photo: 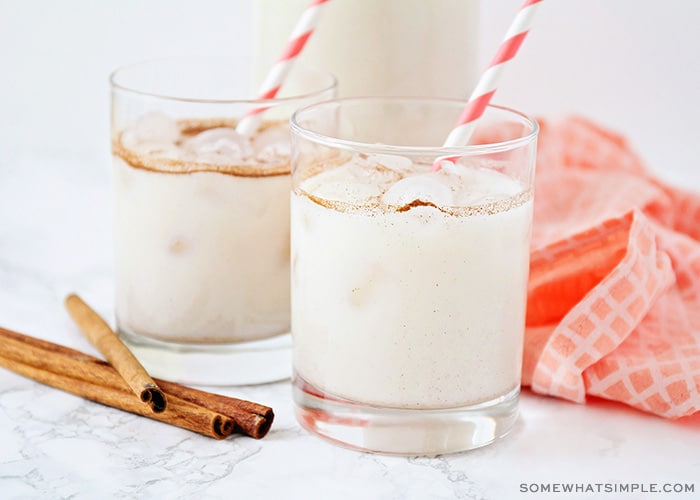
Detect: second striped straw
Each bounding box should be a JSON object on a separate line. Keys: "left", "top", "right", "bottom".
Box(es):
{"left": 437, "top": 0, "right": 542, "bottom": 163}
{"left": 236, "top": 0, "right": 331, "bottom": 136}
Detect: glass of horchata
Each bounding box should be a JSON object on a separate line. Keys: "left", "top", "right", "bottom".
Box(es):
{"left": 290, "top": 97, "right": 538, "bottom": 455}
{"left": 111, "top": 57, "right": 335, "bottom": 385}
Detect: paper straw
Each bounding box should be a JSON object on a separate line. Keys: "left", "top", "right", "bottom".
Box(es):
{"left": 236, "top": 0, "right": 331, "bottom": 135}
{"left": 441, "top": 0, "right": 542, "bottom": 151}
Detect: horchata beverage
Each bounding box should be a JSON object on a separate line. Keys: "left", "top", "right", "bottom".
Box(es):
{"left": 110, "top": 58, "right": 335, "bottom": 385}
{"left": 254, "top": 0, "right": 479, "bottom": 98}
{"left": 292, "top": 155, "right": 533, "bottom": 408}
{"left": 290, "top": 97, "right": 538, "bottom": 454}
{"left": 113, "top": 113, "right": 292, "bottom": 344}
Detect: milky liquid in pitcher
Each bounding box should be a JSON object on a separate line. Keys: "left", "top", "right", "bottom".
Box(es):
{"left": 113, "top": 113, "right": 291, "bottom": 344}
{"left": 254, "top": 0, "right": 479, "bottom": 98}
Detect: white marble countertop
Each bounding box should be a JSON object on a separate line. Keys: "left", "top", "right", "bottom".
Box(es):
{"left": 1, "top": 151, "right": 699, "bottom": 500}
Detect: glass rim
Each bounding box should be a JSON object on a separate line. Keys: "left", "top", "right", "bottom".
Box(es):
{"left": 291, "top": 97, "right": 539, "bottom": 156}
{"left": 109, "top": 56, "right": 337, "bottom": 105}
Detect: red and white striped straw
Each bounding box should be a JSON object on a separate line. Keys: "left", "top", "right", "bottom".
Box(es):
{"left": 236, "top": 0, "right": 331, "bottom": 136}
{"left": 442, "top": 0, "right": 542, "bottom": 149}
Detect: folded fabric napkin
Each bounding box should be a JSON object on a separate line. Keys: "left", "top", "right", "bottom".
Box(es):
{"left": 522, "top": 116, "right": 700, "bottom": 418}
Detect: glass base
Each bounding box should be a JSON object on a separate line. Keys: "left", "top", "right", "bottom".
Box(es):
{"left": 118, "top": 327, "right": 291, "bottom": 386}
{"left": 293, "top": 375, "right": 519, "bottom": 456}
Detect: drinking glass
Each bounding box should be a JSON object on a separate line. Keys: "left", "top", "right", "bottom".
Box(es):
{"left": 111, "top": 57, "right": 336, "bottom": 385}
{"left": 290, "top": 97, "right": 538, "bottom": 454}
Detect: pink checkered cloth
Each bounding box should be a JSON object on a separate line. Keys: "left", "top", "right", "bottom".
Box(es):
{"left": 522, "top": 117, "right": 700, "bottom": 418}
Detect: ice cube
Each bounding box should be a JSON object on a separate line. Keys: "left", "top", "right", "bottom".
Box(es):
{"left": 183, "top": 127, "right": 254, "bottom": 162}
{"left": 121, "top": 112, "right": 180, "bottom": 149}
{"left": 382, "top": 173, "right": 454, "bottom": 208}
{"left": 365, "top": 153, "right": 413, "bottom": 173}
{"left": 439, "top": 162, "right": 522, "bottom": 205}
{"left": 436, "top": 159, "right": 460, "bottom": 174}
{"left": 253, "top": 126, "right": 291, "bottom": 161}
{"left": 131, "top": 141, "right": 181, "bottom": 157}
{"left": 302, "top": 162, "right": 390, "bottom": 203}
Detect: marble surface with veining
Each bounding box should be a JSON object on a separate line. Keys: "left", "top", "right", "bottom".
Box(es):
{"left": 1, "top": 151, "right": 699, "bottom": 500}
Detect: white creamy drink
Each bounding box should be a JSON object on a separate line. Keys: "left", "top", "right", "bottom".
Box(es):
{"left": 113, "top": 113, "right": 291, "bottom": 343}
{"left": 254, "top": 0, "right": 479, "bottom": 98}
{"left": 292, "top": 155, "right": 533, "bottom": 408}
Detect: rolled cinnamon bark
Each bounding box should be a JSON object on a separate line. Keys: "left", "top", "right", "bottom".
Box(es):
{"left": 64, "top": 294, "right": 167, "bottom": 413}
{"left": 0, "top": 327, "right": 273, "bottom": 439}
{"left": 157, "top": 381, "right": 274, "bottom": 439}
{"left": 0, "top": 355, "right": 233, "bottom": 439}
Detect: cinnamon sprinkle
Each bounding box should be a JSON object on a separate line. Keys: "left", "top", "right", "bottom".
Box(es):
{"left": 396, "top": 199, "right": 441, "bottom": 212}
{"left": 112, "top": 118, "right": 290, "bottom": 178}
{"left": 296, "top": 185, "right": 533, "bottom": 217}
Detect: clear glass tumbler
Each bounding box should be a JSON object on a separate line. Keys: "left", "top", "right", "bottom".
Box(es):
{"left": 110, "top": 57, "right": 335, "bottom": 385}
{"left": 290, "top": 98, "right": 538, "bottom": 455}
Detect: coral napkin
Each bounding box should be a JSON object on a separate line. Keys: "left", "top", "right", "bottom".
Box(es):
{"left": 522, "top": 117, "right": 700, "bottom": 418}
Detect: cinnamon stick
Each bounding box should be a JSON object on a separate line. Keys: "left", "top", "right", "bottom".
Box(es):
{"left": 64, "top": 294, "right": 166, "bottom": 413}
{"left": 0, "top": 327, "right": 274, "bottom": 439}
{"left": 0, "top": 355, "right": 233, "bottom": 439}
{"left": 157, "top": 381, "right": 274, "bottom": 439}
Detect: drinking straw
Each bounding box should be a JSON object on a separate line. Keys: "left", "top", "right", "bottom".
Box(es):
{"left": 433, "top": 0, "right": 542, "bottom": 171}
{"left": 236, "top": 0, "right": 331, "bottom": 135}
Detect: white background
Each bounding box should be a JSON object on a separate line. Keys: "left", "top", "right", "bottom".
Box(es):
{"left": 1, "top": 0, "right": 699, "bottom": 189}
